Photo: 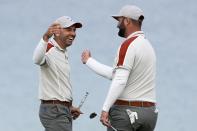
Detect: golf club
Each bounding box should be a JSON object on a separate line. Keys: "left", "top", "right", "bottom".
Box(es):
{"left": 89, "top": 112, "right": 118, "bottom": 131}
{"left": 89, "top": 112, "right": 97, "bottom": 119}
{"left": 78, "top": 91, "right": 89, "bottom": 109}
{"left": 111, "top": 125, "right": 118, "bottom": 131}
{"left": 72, "top": 92, "right": 89, "bottom": 120}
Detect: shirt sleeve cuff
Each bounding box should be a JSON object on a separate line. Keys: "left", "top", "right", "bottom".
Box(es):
{"left": 102, "top": 105, "right": 110, "bottom": 112}
{"left": 86, "top": 57, "right": 93, "bottom": 66}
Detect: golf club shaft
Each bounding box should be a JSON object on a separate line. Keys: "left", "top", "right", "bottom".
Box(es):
{"left": 78, "top": 92, "right": 89, "bottom": 108}
{"left": 111, "top": 125, "right": 118, "bottom": 131}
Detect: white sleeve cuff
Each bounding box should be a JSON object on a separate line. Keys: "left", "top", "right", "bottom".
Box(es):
{"left": 86, "top": 57, "right": 113, "bottom": 80}
{"left": 102, "top": 68, "right": 130, "bottom": 112}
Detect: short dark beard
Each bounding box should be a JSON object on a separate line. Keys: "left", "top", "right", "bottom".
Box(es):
{"left": 118, "top": 18, "right": 126, "bottom": 38}
{"left": 118, "top": 27, "right": 126, "bottom": 38}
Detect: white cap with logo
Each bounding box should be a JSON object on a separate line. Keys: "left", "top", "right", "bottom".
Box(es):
{"left": 112, "top": 5, "right": 144, "bottom": 21}
{"left": 55, "top": 16, "right": 82, "bottom": 28}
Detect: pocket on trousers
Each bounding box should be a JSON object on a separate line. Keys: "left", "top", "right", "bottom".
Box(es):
{"left": 109, "top": 107, "right": 128, "bottom": 122}
{"left": 39, "top": 104, "right": 58, "bottom": 128}
{"left": 56, "top": 105, "right": 72, "bottom": 123}
{"left": 39, "top": 104, "right": 58, "bottom": 120}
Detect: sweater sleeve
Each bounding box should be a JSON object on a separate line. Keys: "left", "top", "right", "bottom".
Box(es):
{"left": 33, "top": 38, "right": 48, "bottom": 65}
{"left": 102, "top": 68, "right": 130, "bottom": 112}
{"left": 86, "top": 57, "right": 113, "bottom": 80}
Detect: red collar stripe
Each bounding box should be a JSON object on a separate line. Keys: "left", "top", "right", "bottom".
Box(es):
{"left": 46, "top": 43, "right": 54, "bottom": 52}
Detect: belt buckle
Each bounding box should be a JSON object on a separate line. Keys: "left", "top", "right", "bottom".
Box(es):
{"left": 129, "top": 101, "right": 131, "bottom": 106}
{"left": 52, "top": 100, "right": 55, "bottom": 104}
{"left": 141, "top": 102, "right": 144, "bottom": 107}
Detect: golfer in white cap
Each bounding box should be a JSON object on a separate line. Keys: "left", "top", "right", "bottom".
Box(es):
{"left": 82, "top": 5, "right": 158, "bottom": 131}
{"left": 33, "top": 16, "right": 82, "bottom": 131}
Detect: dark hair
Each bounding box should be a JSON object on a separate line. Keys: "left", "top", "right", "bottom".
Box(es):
{"left": 131, "top": 15, "right": 144, "bottom": 28}
{"left": 138, "top": 15, "right": 144, "bottom": 27}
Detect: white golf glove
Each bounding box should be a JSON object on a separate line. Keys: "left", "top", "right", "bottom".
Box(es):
{"left": 126, "top": 109, "right": 138, "bottom": 124}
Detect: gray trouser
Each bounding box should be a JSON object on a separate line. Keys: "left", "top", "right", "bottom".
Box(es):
{"left": 108, "top": 105, "right": 158, "bottom": 131}
{"left": 39, "top": 103, "right": 72, "bottom": 131}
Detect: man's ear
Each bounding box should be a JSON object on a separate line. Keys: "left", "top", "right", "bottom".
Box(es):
{"left": 125, "top": 18, "right": 131, "bottom": 25}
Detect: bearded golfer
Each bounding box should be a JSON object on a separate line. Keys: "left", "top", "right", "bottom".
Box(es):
{"left": 82, "top": 5, "right": 158, "bottom": 131}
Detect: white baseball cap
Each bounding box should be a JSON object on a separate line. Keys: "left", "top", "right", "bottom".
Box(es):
{"left": 112, "top": 5, "right": 144, "bottom": 21}
{"left": 55, "top": 16, "right": 82, "bottom": 28}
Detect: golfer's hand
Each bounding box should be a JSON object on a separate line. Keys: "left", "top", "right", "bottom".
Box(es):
{"left": 81, "top": 49, "right": 91, "bottom": 64}
{"left": 43, "top": 23, "right": 61, "bottom": 42}
{"left": 100, "top": 111, "right": 111, "bottom": 127}
{"left": 70, "top": 106, "right": 83, "bottom": 120}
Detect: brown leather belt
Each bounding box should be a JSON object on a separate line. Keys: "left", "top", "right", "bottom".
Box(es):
{"left": 41, "top": 100, "right": 72, "bottom": 107}
{"left": 114, "top": 100, "right": 155, "bottom": 107}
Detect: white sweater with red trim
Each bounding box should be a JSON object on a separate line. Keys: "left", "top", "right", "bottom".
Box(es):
{"left": 86, "top": 31, "right": 157, "bottom": 112}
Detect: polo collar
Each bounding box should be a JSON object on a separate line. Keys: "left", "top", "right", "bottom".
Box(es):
{"left": 50, "top": 38, "right": 66, "bottom": 52}
{"left": 126, "top": 31, "right": 145, "bottom": 40}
